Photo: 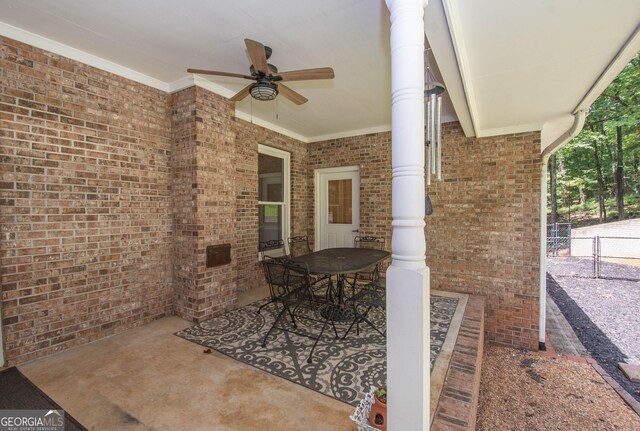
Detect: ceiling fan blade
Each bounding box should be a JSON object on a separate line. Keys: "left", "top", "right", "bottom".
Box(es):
{"left": 278, "top": 67, "right": 335, "bottom": 82}
{"left": 244, "top": 39, "right": 269, "bottom": 75}
{"left": 187, "top": 69, "right": 253, "bottom": 79}
{"left": 277, "top": 83, "right": 308, "bottom": 105}
{"left": 230, "top": 84, "right": 253, "bottom": 102}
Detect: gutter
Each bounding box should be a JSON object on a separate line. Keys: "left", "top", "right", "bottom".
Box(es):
{"left": 538, "top": 111, "right": 586, "bottom": 350}
{"left": 538, "top": 23, "right": 640, "bottom": 351}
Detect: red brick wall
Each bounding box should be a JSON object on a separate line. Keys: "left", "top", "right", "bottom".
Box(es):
{"left": 307, "top": 132, "right": 392, "bottom": 250}
{"left": 0, "top": 36, "right": 173, "bottom": 364}
{"left": 169, "top": 87, "right": 239, "bottom": 322}
{"left": 169, "top": 87, "right": 200, "bottom": 321}
{"left": 308, "top": 124, "right": 542, "bottom": 349}
{"left": 234, "top": 118, "right": 309, "bottom": 295}
{"left": 427, "top": 123, "right": 541, "bottom": 350}
{"left": 169, "top": 86, "right": 309, "bottom": 322}
{"left": 0, "top": 34, "right": 541, "bottom": 363}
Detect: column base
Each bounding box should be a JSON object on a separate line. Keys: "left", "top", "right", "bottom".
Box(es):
{"left": 386, "top": 264, "right": 430, "bottom": 430}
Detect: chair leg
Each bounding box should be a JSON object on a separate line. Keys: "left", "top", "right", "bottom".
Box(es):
{"left": 358, "top": 311, "right": 386, "bottom": 338}
{"left": 343, "top": 306, "right": 386, "bottom": 339}
{"left": 342, "top": 305, "right": 368, "bottom": 339}
{"left": 256, "top": 297, "right": 275, "bottom": 314}
{"left": 307, "top": 304, "right": 337, "bottom": 364}
{"left": 261, "top": 305, "right": 289, "bottom": 348}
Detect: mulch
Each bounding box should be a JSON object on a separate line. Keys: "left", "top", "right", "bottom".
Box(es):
{"left": 476, "top": 345, "right": 640, "bottom": 431}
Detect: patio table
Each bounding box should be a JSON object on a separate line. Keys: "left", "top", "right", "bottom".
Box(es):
{"left": 292, "top": 247, "right": 390, "bottom": 322}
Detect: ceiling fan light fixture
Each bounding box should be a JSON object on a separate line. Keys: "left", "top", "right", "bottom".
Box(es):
{"left": 250, "top": 81, "right": 278, "bottom": 101}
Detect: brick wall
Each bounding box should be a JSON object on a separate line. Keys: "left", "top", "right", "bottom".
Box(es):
{"left": 426, "top": 123, "right": 541, "bottom": 350}
{"left": 0, "top": 34, "right": 541, "bottom": 363}
{"left": 169, "top": 86, "right": 309, "bottom": 322}
{"left": 169, "top": 86, "right": 199, "bottom": 321}
{"left": 308, "top": 124, "right": 542, "bottom": 349}
{"left": 0, "top": 33, "right": 311, "bottom": 362}
{"left": 170, "top": 87, "right": 239, "bottom": 322}
{"left": 307, "top": 132, "right": 392, "bottom": 250}
{"left": 0, "top": 36, "right": 173, "bottom": 364}
{"left": 234, "top": 118, "right": 309, "bottom": 294}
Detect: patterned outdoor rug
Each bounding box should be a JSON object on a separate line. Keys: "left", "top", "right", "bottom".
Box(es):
{"left": 176, "top": 294, "right": 460, "bottom": 406}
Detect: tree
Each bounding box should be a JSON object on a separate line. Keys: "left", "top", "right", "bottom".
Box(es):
{"left": 552, "top": 53, "right": 640, "bottom": 222}
{"left": 616, "top": 126, "right": 624, "bottom": 219}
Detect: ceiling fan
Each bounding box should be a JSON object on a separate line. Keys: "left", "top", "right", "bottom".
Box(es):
{"left": 187, "top": 39, "right": 334, "bottom": 105}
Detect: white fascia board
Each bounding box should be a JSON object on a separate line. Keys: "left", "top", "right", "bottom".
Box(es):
{"left": 424, "top": 0, "right": 476, "bottom": 138}
{"left": 573, "top": 23, "right": 640, "bottom": 113}
{"left": 0, "top": 21, "right": 169, "bottom": 92}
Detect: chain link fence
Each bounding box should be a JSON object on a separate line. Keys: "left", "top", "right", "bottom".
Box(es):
{"left": 596, "top": 236, "right": 640, "bottom": 279}
{"left": 547, "top": 224, "right": 640, "bottom": 280}
{"left": 546, "top": 223, "right": 572, "bottom": 256}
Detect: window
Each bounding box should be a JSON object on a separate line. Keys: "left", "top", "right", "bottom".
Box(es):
{"left": 258, "top": 145, "right": 290, "bottom": 247}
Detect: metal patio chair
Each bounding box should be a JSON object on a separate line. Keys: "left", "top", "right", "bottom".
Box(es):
{"left": 287, "top": 235, "right": 311, "bottom": 257}
{"left": 344, "top": 277, "right": 386, "bottom": 339}
{"left": 261, "top": 259, "right": 338, "bottom": 363}
{"left": 257, "top": 240, "right": 289, "bottom": 314}
{"left": 346, "top": 236, "right": 386, "bottom": 291}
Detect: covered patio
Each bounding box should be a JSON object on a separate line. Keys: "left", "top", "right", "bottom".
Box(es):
{"left": 16, "top": 284, "right": 485, "bottom": 430}
{"left": 1, "top": 0, "right": 639, "bottom": 429}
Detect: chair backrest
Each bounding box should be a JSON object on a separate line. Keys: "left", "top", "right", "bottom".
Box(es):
{"left": 262, "top": 256, "right": 289, "bottom": 298}
{"left": 287, "top": 236, "right": 311, "bottom": 258}
{"left": 258, "top": 239, "right": 287, "bottom": 260}
{"left": 283, "top": 259, "right": 312, "bottom": 296}
{"left": 354, "top": 236, "right": 385, "bottom": 250}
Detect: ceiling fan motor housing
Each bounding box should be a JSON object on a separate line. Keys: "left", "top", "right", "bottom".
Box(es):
{"left": 250, "top": 63, "right": 279, "bottom": 76}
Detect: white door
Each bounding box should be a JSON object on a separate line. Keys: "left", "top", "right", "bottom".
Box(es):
{"left": 316, "top": 167, "right": 360, "bottom": 250}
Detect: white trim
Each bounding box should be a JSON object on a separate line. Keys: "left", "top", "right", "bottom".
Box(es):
{"left": 0, "top": 20, "right": 401, "bottom": 145}
{"left": 167, "top": 75, "right": 237, "bottom": 99}
{"left": 424, "top": 1, "right": 475, "bottom": 137}
{"left": 0, "top": 21, "right": 168, "bottom": 91}
{"left": 439, "top": 0, "right": 479, "bottom": 135}
{"left": 573, "top": 23, "right": 640, "bottom": 113}
{"left": 236, "top": 111, "right": 310, "bottom": 143}
{"left": 314, "top": 166, "right": 360, "bottom": 251}
{"left": 307, "top": 124, "right": 391, "bottom": 143}
{"left": 476, "top": 122, "right": 543, "bottom": 138}
{"left": 258, "top": 145, "right": 291, "bottom": 251}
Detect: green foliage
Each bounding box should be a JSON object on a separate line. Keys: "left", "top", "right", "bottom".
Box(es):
{"left": 549, "top": 53, "right": 640, "bottom": 225}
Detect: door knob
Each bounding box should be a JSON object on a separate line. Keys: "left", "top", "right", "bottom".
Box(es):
{"left": 352, "top": 229, "right": 359, "bottom": 233}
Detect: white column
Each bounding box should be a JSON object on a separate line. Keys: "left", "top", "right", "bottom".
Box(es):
{"left": 385, "top": 0, "right": 429, "bottom": 430}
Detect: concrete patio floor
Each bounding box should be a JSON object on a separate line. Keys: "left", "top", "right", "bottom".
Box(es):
{"left": 15, "top": 286, "right": 485, "bottom": 431}
{"left": 19, "top": 286, "right": 356, "bottom": 431}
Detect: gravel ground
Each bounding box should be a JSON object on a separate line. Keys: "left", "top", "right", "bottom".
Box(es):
{"left": 547, "top": 257, "right": 640, "bottom": 402}
{"left": 477, "top": 345, "right": 640, "bottom": 431}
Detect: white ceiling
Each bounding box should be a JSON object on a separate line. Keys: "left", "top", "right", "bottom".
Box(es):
{"left": 1, "top": 0, "right": 457, "bottom": 142}
{"left": 0, "top": 0, "right": 638, "bottom": 143}
{"left": 426, "top": 0, "right": 640, "bottom": 138}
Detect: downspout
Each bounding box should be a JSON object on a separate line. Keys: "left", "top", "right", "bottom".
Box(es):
{"left": 538, "top": 109, "right": 586, "bottom": 350}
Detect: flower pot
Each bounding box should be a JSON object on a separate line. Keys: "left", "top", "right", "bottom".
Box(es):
{"left": 368, "top": 393, "right": 387, "bottom": 431}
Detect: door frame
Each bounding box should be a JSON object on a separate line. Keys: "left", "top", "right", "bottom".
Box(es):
{"left": 314, "top": 166, "right": 360, "bottom": 251}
